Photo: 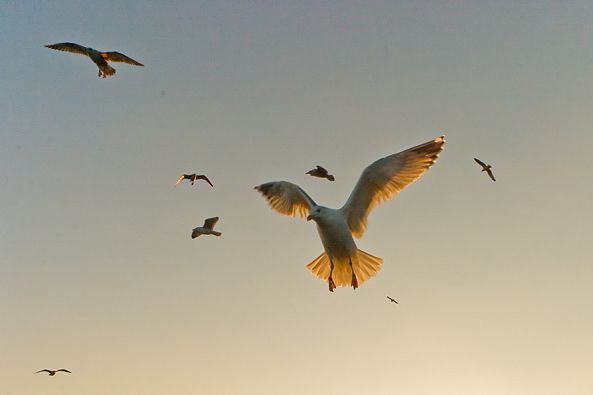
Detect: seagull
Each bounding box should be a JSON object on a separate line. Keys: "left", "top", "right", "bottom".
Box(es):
{"left": 387, "top": 296, "right": 399, "bottom": 304}
{"left": 306, "top": 165, "right": 335, "bottom": 181}
{"left": 35, "top": 369, "right": 71, "bottom": 376}
{"left": 255, "top": 135, "right": 445, "bottom": 292}
{"left": 474, "top": 158, "right": 496, "bottom": 182}
{"left": 191, "top": 217, "right": 222, "bottom": 239}
{"left": 175, "top": 174, "right": 214, "bottom": 187}
{"left": 45, "top": 42, "right": 143, "bottom": 78}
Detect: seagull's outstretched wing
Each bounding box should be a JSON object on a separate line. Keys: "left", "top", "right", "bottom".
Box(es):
{"left": 486, "top": 168, "right": 496, "bottom": 182}
{"left": 101, "top": 52, "right": 144, "bottom": 66}
{"left": 341, "top": 136, "right": 445, "bottom": 238}
{"left": 474, "top": 158, "right": 487, "bottom": 169}
{"left": 56, "top": 369, "right": 72, "bottom": 373}
{"left": 196, "top": 175, "right": 214, "bottom": 187}
{"left": 203, "top": 217, "right": 219, "bottom": 229}
{"left": 175, "top": 175, "right": 186, "bottom": 186}
{"left": 45, "top": 43, "right": 88, "bottom": 56}
{"left": 35, "top": 370, "right": 52, "bottom": 374}
{"left": 255, "top": 181, "right": 317, "bottom": 219}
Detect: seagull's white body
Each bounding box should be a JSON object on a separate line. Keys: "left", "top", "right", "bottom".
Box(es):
{"left": 313, "top": 207, "right": 356, "bottom": 259}
{"left": 255, "top": 135, "right": 446, "bottom": 291}
{"left": 191, "top": 217, "right": 222, "bottom": 239}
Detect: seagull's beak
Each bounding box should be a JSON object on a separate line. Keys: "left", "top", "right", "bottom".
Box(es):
{"left": 306, "top": 214, "right": 313, "bottom": 221}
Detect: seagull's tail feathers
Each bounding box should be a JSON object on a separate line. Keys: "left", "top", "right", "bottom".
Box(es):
{"left": 307, "top": 253, "right": 332, "bottom": 282}
{"left": 100, "top": 64, "right": 116, "bottom": 77}
{"left": 212, "top": 231, "right": 222, "bottom": 236}
{"left": 306, "top": 249, "right": 383, "bottom": 289}
{"left": 353, "top": 249, "right": 383, "bottom": 284}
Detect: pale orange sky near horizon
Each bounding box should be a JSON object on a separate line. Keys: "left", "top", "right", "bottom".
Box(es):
{"left": 1, "top": 1, "right": 593, "bottom": 394}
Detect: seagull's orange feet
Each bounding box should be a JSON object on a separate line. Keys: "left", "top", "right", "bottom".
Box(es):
{"left": 351, "top": 272, "right": 358, "bottom": 290}
{"left": 328, "top": 277, "right": 336, "bottom": 292}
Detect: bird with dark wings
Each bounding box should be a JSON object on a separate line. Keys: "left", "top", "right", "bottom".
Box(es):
{"left": 35, "top": 369, "right": 71, "bottom": 376}
{"left": 175, "top": 174, "right": 214, "bottom": 187}
{"left": 306, "top": 165, "right": 335, "bottom": 181}
{"left": 474, "top": 158, "right": 496, "bottom": 182}
{"left": 45, "top": 42, "right": 143, "bottom": 78}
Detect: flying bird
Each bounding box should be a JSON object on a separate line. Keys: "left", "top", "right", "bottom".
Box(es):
{"left": 255, "top": 135, "right": 445, "bottom": 292}
{"left": 175, "top": 174, "right": 214, "bottom": 187}
{"left": 387, "top": 296, "right": 399, "bottom": 304}
{"left": 35, "top": 369, "right": 71, "bottom": 376}
{"left": 191, "top": 217, "right": 222, "bottom": 239}
{"left": 45, "top": 42, "right": 143, "bottom": 78}
{"left": 306, "top": 165, "right": 335, "bottom": 181}
{"left": 474, "top": 158, "right": 496, "bottom": 182}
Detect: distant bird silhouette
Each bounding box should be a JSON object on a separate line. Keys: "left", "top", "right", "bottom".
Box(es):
{"left": 306, "top": 165, "right": 335, "bottom": 181}
{"left": 386, "top": 296, "right": 399, "bottom": 304}
{"left": 175, "top": 174, "right": 214, "bottom": 187}
{"left": 474, "top": 158, "right": 496, "bottom": 182}
{"left": 35, "top": 369, "right": 71, "bottom": 376}
{"left": 45, "top": 42, "right": 143, "bottom": 78}
{"left": 192, "top": 217, "right": 222, "bottom": 239}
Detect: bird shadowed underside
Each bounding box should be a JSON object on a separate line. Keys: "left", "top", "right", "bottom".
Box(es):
{"left": 474, "top": 157, "right": 496, "bottom": 182}
{"left": 45, "top": 42, "right": 143, "bottom": 78}
{"left": 35, "top": 369, "right": 71, "bottom": 376}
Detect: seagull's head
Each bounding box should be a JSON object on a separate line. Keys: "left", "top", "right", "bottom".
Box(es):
{"left": 306, "top": 206, "right": 326, "bottom": 222}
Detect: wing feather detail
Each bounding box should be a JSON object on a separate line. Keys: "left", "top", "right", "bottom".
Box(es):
{"left": 101, "top": 52, "right": 144, "bottom": 66}
{"left": 45, "top": 42, "right": 88, "bottom": 56}
{"left": 196, "top": 174, "right": 214, "bottom": 187}
{"left": 341, "top": 135, "right": 445, "bottom": 238}
{"left": 474, "top": 157, "right": 487, "bottom": 168}
{"left": 203, "top": 217, "right": 219, "bottom": 229}
{"left": 254, "top": 181, "right": 316, "bottom": 219}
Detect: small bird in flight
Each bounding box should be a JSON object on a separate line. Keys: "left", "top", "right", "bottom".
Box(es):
{"left": 255, "top": 135, "right": 445, "bottom": 292}
{"left": 35, "top": 369, "right": 71, "bottom": 376}
{"left": 386, "top": 296, "right": 399, "bottom": 304}
{"left": 175, "top": 174, "right": 214, "bottom": 187}
{"left": 45, "top": 42, "right": 143, "bottom": 78}
{"left": 474, "top": 158, "right": 496, "bottom": 182}
{"left": 306, "top": 165, "right": 335, "bottom": 181}
{"left": 192, "top": 217, "right": 222, "bottom": 239}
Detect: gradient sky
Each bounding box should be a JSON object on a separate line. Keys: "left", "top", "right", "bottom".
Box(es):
{"left": 2, "top": 1, "right": 593, "bottom": 394}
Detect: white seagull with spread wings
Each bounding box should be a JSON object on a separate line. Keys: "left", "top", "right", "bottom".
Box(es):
{"left": 191, "top": 217, "right": 222, "bottom": 239}
{"left": 45, "top": 42, "right": 144, "bottom": 78}
{"left": 255, "top": 135, "right": 445, "bottom": 292}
